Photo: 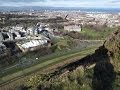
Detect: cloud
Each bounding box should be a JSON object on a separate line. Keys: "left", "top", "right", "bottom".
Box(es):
{"left": 109, "top": 0, "right": 120, "bottom": 3}
{"left": 0, "top": 0, "right": 45, "bottom": 3}
{"left": 0, "top": 0, "right": 120, "bottom": 8}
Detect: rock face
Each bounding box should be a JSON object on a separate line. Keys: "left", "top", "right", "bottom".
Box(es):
{"left": 103, "top": 28, "right": 120, "bottom": 72}
{"left": 104, "top": 29, "right": 120, "bottom": 58}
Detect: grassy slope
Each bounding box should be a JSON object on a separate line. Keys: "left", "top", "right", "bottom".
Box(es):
{"left": 0, "top": 42, "right": 100, "bottom": 78}
{"left": 0, "top": 46, "right": 98, "bottom": 87}
{"left": 81, "top": 27, "right": 114, "bottom": 39}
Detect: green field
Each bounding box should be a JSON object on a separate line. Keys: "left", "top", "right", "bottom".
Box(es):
{"left": 81, "top": 27, "right": 114, "bottom": 39}
{"left": 0, "top": 46, "right": 99, "bottom": 86}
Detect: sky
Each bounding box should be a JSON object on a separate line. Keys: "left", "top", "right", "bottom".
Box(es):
{"left": 0, "top": 0, "right": 120, "bottom": 8}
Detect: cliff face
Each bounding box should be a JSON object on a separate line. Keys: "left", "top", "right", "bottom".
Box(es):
{"left": 104, "top": 29, "right": 120, "bottom": 56}
{"left": 104, "top": 29, "right": 120, "bottom": 71}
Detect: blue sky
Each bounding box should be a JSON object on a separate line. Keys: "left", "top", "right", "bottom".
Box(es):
{"left": 0, "top": 0, "right": 120, "bottom": 8}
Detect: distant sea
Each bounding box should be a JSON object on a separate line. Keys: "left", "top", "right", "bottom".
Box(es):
{"left": 0, "top": 6, "right": 120, "bottom": 13}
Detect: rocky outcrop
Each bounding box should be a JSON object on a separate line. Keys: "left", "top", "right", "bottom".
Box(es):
{"left": 104, "top": 29, "right": 120, "bottom": 57}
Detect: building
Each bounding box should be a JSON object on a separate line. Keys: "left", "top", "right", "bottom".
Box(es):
{"left": 64, "top": 24, "right": 82, "bottom": 32}
{"left": 0, "top": 17, "right": 5, "bottom": 23}
{"left": 17, "top": 34, "right": 50, "bottom": 52}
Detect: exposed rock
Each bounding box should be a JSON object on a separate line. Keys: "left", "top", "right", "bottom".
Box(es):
{"left": 104, "top": 28, "right": 120, "bottom": 58}
{"left": 103, "top": 28, "right": 120, "bottom": 71}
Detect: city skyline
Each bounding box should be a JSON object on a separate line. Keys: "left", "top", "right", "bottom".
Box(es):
{"left": 0, "top": 0, "right": 120, "bottom": 8}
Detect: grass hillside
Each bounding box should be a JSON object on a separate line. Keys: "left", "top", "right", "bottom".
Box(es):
{"left": 0, "top": 28, "right": 119, "bottom": 90}
{"left": 68, "top": 27, "right": 114, "bottom": 40}
{"left": 20, "top": 28, "right": 120, "bottom": 90}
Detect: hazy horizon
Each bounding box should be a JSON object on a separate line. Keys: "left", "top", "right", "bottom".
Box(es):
{"left": 0, "top": 0, "right": 120, "bottom": 8}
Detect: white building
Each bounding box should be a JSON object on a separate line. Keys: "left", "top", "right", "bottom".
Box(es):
{"left": 21, "top": 39, "right": 48, "bottom": 49}
{"left": 64, "top": 24, "right": 82, "bottom": 32}
{"left": 12, "top": 26, "right": 23, "bottom": 31}
{"left": 27, "top": 27, "right": 35, "bottom": 35}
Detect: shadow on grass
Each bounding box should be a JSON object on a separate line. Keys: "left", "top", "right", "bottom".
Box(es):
{"left": 46, "top": 45, "right": 117, "bottom": 89}
{"left": 91, "top": 45, "right": 116, "bottom": 90}
{"left": 92, "top": 61, "right": 116, "bottom": 90}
